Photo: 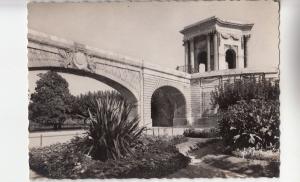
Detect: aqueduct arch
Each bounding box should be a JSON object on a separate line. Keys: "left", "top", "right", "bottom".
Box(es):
{"left": 29, "top": 67, "right": 139, "bottom": 117}
{"left": 151, "top": 86, "right": 187, "bottom": 127}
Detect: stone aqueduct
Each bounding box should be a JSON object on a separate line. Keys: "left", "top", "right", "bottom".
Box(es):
{"left": 28, "top": 17, "right": 278, "bottom": 130}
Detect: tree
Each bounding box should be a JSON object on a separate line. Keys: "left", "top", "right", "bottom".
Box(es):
{"left": 29, "top": 71, "right": 74, "bottom": 129}
{"left": 70, "top": 91, "right": 124, "bottom": 123}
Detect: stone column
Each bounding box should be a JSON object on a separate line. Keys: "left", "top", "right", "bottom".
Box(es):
{"left": 244, "top": 35, "right": 249, "bottom": 68}
{"left": 213, "top": 32, "right": 219, "bottom": 71}
{"left": 184, "top": 41, "right": 189, "bottom": 72}
{"left": 189, "top": 39, "right": 195, "bottom": 73}
{"left": 207, "top": 34, "right": 211, "bottom": 72}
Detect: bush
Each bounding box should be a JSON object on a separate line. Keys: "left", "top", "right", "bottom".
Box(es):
{"left": 71, "top": 91, "right": 125, "bottom": 119}
{"left": 218, "top": 99, "right": 280, "bottom": 150}
{"left": 232, "top": 147, "right": 280, "bottom": 162}
{"left": 80, "top": 91, "right": 145, "bottom": 161}
{"left": 183, "top": 128, "right": 219, "bottom": 138}
{"left": 29, "top": 136, "right": 190, "bottom": 179}
{"left": 211, "top": 77, "right": 279, "bottom": 110}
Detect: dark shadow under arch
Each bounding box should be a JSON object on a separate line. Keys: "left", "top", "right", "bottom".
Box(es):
{"left": 151, "top": 86, "right": 187, "bottom": 127}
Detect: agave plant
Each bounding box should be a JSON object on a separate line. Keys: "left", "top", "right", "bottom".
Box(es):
{"left": 83, "top": 91, "right": 145, "bottom": 161}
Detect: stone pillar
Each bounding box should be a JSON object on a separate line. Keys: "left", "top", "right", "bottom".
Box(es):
{"left": 213, "top": 32, "right": 219, "bottom": 71}
{"left": 184, "top": 41, "right": 189, "bottom": 72}
{"left": 207, "top": 34, "right": 211, "bottom": 72}
{"left": 189, "top": 39, "right": 195, "bottom": 73}
{"left": 244, "top": 35, "right": 249, "bottom": 68}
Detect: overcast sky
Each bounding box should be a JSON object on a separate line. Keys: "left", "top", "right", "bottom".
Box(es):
{"left": 28, "top": 1, "right": 279, "bottom": 95}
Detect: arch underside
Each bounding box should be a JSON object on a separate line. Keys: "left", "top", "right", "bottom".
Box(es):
{"left": 151, "top": 86, "right": 187, "bottom": 127}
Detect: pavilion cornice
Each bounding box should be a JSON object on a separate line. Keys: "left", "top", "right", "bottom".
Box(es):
{"left": 180, "top": 16, "right": 254, "bottom": 37}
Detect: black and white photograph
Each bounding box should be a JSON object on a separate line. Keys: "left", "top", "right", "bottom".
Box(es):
{"left": 26, "top": 1, "right": 280, "bottom": 179}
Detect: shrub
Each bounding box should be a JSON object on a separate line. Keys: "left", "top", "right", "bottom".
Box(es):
{"left": 218, "top": 99, "right": 280, "bottom": 150}
{"left": 183, "top": 128, "right": 219, "bottom": 138}
{"left": 81, "top": 91, "right": 145, "bottom": 161}
{"left": 211, "top": 77, "right": 279, "bottom": 110}
{"left": 29, "top": 136, "right": 190, "bottom": 179}
{"left": 232, "top": 147, "right": 280, "bottom": 162}
{"left": 71, "top": 91, "right": 125, "bottom": 119}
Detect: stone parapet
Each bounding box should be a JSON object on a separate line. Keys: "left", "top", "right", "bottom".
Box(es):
{"left": 28, "top": 29, "right": 191, "bottom": 80}
{"left": 191, "top": 68, "right": 278, "bottom": 79}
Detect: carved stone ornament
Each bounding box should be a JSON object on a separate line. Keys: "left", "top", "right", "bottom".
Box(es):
{"left": 224, "top": 44, "right": 238, "bottom": 53}
{"left": 73, "top": 51, "right": 88, "bottom": 69}
{"left": 221, "top": 33, "right": 230, "bottom": 39}
{"left": 221, "top": 33, "right": 239, "bottom": 41}
{"left": 58, "top": 49, "right": 97, "bottom": 72}
{"left": 58, "top": 49, "right": 75, "bottom": 68}
{"left": 87, "top": 55, "right": 97, "bottom": 73}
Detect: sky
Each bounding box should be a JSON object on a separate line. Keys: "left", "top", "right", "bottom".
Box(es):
{"left": 28, "top": 71, "right": 113, "bottom": 96}
{"left": 27, "top": 1, "right": 279, "bottom": 95}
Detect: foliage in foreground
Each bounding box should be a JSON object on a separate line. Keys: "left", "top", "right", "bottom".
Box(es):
{"left": 232, "top": 147, "right": 280, "bottom": 162}
{"left": 211, "top": 77, "right": 280, "bottom": 150}
{"left": 71, "top": 91, "right": 125, "bottom": 119}
{"left": 211, "top": 78, "right": 279, "bottom": 110}
{"left": 218, "top": 99, "right": 280, "bottom": 150}
{"left": 29, "top": 71, "right": 74, "bottom": 129}
{"left": 81, "top": 92, "right": 144, "bottom": 161}
{"left": 29, "top": 136, "right": 190, "bottom": 179}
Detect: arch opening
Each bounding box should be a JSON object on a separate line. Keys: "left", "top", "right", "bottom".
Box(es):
{"left": 29, "top": 67, "right": 139, "bottom": 118}
{"left": 151, "top": 86, "right": 187, "bottom": 127}
{"left": 225, "top": 49, "right": 237, "bottom": 69}
{"left": 197, "top": 51, "right": 208, "bottom": 73}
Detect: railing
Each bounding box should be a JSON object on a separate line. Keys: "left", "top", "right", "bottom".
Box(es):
{"left": 176, "top": 65, "right": 209, "bottom": 74}
{"left": 29, "top": 123, "right": 89, "bottom": 132}
{"left": 176, "top": 65, "right": 195, "bottom": 73}
{"left": 29, "top": 130, "right": 85, "bottom": 148}
{"left": 176, "top": 65, "right": 279, "bottom": 77}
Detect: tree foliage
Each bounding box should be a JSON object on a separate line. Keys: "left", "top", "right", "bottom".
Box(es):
{"left": 29, "top": 71, "right": 73, "bottom": 129}
{"left": 71, "top": 91, "right": 124, "bottom": 120}
{"left": 211, "top": 77, "right": 279, "bottom": 111}
{"left": 212, "top": 77, "right": 280, "bottom": 150}
{"left": 219, "top": 99, "right": 280, "bottom": 150}
{"left": 79, "top": 91, "right": 144, "bottom": 161}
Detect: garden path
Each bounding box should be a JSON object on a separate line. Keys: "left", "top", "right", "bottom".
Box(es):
{"left": 167, "top": 138, "right": 247, "bottom": 178}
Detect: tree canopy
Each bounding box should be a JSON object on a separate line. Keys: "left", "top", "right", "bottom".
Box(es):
{"left": 29, "top": 71, "right": 74, "bottom": 129}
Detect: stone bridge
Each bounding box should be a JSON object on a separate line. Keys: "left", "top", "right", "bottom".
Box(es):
{"left": 28, "top": 30, "right": 278, "bottom": 129}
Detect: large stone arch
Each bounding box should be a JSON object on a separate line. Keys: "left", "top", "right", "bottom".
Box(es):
{"left": 28, "top": 30, "right": 144, "bottom": 120}
{"left": 29, "top": 66, "right": 140, "bottom": 118}
{"left": 150, "top": 86, "right": 187, "bottom": 127}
